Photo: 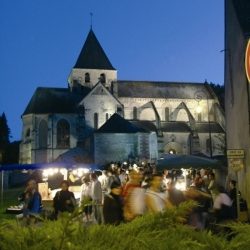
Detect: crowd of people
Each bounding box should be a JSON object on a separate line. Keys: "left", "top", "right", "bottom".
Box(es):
{"left": 77, "top": 163, "right": 241, "bottom": 228}
{"left": 18, "top": 163, "right": 243, "bottom": 228}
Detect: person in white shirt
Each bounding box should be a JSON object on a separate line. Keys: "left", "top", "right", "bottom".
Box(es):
{"left": 98, "top": 170, "right": 109, "bottom": 192}
{"left": 90, "top": 173, "right": 103, "bottom": 224}
{"left": 213, "top": 186, "right": 233, "bottom": 222}
{"left": 118, "top": 169, "right": 127, "bottom": 187}
{"left": 80, "top": 176, "right": 92, "bottom": 222}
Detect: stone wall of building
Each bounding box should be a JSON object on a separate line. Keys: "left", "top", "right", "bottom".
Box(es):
{"left": 94, "top": 133, "right": 153, "bottom": 165}
{"left": 68, "top": 68, "right": 117, "bottom": 89}
{"left": 20, "top": 113, "right": 80, "bottom": 163}
{"left": 225, "top": 0, "right": 250, "bottom": 204}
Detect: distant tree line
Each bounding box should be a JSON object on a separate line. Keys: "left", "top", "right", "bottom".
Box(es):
{"left": 0, "top": 113, "right": 19, "bottom": 164}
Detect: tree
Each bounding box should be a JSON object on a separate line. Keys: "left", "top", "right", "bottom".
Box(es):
{"left": 209, "top": 83, "right": 225, "bottom": 110}
{"left": 0, "top": 112, "right": 11, "bottom": 163}
{"left": 5, "top": 141, "right": 20, "bottom": 164}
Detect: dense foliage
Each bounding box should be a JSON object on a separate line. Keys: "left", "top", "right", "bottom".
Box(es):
{"left": 0, "top": 201, "right": 249, "bottom": 250}
{"left": 208, "top": 82, "right": 225, "bottom": 110}
{"left": 0, "top": 112, "right": 20, "bottom": 164}
{"left": 0, "top": 113, "right": 10, "bottom": 162}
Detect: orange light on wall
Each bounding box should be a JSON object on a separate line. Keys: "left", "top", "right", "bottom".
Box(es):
{"left": 245, "top": 39, "right": 250, "bottom": 82}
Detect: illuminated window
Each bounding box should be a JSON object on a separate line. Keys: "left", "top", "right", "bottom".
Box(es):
{"left": 39, "top": 120, "right": 48, "bottom": 149}
{"left": 169, "top": 149, "right": 176, "bottom": 154}
{"left": 57, "top": 119, "right": 70, "bottom": 148}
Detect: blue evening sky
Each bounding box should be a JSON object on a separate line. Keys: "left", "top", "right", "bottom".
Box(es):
{"left": 1, "top": 0, "right": 224, "bottom": 141}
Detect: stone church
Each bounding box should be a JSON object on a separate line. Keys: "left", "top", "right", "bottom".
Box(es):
{"left": 19, "top": 28, "right": 225, "bottom": 165}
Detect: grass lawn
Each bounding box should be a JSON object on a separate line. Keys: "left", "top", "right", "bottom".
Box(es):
{"left": 0, "top": 187, "right": 23, "bottom": 220}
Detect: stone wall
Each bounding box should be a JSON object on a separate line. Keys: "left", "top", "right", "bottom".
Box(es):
{"left": 225, "top": 0, "right": 250, "bottom": 205}
{"left": 94, "top": 133, "right": 153, "bottom": 165}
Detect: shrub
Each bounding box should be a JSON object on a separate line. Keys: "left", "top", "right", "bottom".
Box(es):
{"left": 0, "top": 201, "right": 244, "bottom": 250}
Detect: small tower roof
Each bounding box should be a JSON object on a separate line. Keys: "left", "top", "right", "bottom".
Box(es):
{"left": 74, "top": 29, "right": 115, "bottom": 70}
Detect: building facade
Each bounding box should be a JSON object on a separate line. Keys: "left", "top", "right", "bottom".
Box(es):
{"left": 224, "top": 0, "right": 250, "bottom": 205}
{"left": 19, "top": 28, "right": 225, "bottom": 165}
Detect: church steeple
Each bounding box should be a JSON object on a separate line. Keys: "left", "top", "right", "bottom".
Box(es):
{"left": 74, "top": 29, "right": 115, "bottom": 70}
{"left": 68, "top": 29, "right": 117, "bottom": 90}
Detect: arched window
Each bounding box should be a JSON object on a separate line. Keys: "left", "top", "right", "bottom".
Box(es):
{"left": 133, "top": 107, "right": 137, "bottom": 120}
{"left": 94, "top": 113, "right": 98, "bottom": 129}
{"left": 85, "top": 73, "right": 90, "bottom": 83}
{"left": 39, "top": 120, "right": 48, "bottom": 149}
{"left": 57, "top": 119, "right": 70, "bottom": 148}
{"left": 165, "top": 107, "right": 169, "bottom": 121}
{"left": 25, "top": 128, "right": 31, "bottom": 138}
{"left": 100, "top": 73, "right": 106, "bottom": 83}
{"left": 176, "top": 109, "right": 189, "bottom": 121}
{"left": 140, "top": 108, "right": 155, "bottom": 121}
{"left": 206, "top": 138, "right": 212, "bottom": 155}
{"left": 198, "top": 113, "right": 202, "bottom": 122}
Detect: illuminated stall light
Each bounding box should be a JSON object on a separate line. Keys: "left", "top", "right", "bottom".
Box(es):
{"left": 175, "top": 181, "right": 186, "bottom": 191}
{"left": 133, "top": 163, "right": 138, "bottom": 171}
{"left": 48, "top": 168, "right": 54, "bottom": 176}
{"left": 59, "top": 168, "right": 67, "bottom": 174}
{"left": 181, "top": 168, "right": 188, "bottom": 177}
{"left": 82, "top": 168, "right": 89, "bottom": 174}
{"left": 43, "top": 170, "right": 49, "bottom": 177}
{"left": 53, "top": 168, "right": 59, "bottom": 174}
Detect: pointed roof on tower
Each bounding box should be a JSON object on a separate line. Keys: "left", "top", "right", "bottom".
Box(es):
{"left": 74, "top": 29, "right": 115, "bottom": 70}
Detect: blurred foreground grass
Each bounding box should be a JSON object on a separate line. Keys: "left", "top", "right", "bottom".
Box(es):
{"left": 0, "top": 187, "right": 23, "bottom": 220}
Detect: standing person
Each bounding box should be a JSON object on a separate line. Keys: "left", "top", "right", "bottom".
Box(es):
{"left": 161, "top": 170, "right": 171, "bottom": 191}
{"left": 98, "top": 170, "right": 109, "bottom": 193}
{"left": 122, "top": 170, "right": 145, "bottom": 221}
{"left": 103, "top": 181, "right": 124, "bottom": 225}
{"left": 80, "top": 176, "right": 92, "bottom": 222}
{"left": 53, "top": 180, "right": 76, "bottom": 219}
{"left": 22, "top": 179, "right": 42, "bottom": 224}
{"left": 119, "top": 169, "right": 127, "bottom": 187}
{"left": 193, "top": 172, "right": 204, "bottom": 190}
{"left": 207, "top": 173, "right": 217, "bottom": 203}
{"left": 228, "top": 180, "right": 238, "bottom": 219}
{"left": 213, "top": 186, "right": 233, "bottom": 222}
{"left": 90, "top": 173, "right": 103, "bottom": 224}
{"left": 167, "top": 181, "right": 186, "bottom": 206}
{"left": 145, "top": 174, "right": 173, "bottom": 213}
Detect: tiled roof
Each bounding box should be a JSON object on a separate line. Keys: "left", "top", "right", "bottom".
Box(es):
{"left": 23, "top": 87, "right": 90, "bottom": 115}
{"left": 96, "top": 113, "right": 146, "bottom": 133}
{"left": 74, "top": 29, "right": 115, "bottom": 70}
{"left": 130, "top": 120, "right": 158, "bottom": 132}
{"left": 195, "top": 122, "right": 225, "bottom": 133}
{"left": 116, "top": 81, "right": 214, "bottom": 99}
{"left": 161, "top": 122, "right": 191, "bottom": 132}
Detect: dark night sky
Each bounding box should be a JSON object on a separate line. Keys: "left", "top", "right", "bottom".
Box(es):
{"left": 1, "top": 0, "right": 224, "bottom": 141}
